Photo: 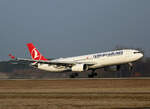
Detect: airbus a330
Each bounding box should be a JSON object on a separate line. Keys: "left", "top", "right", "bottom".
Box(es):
{"left": 9, "top": 43, "right": 143, "bottom": 78}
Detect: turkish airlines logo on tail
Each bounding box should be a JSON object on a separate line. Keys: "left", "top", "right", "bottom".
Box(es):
{"left": 31, "top": 48, "right": 41, "bottom": 60}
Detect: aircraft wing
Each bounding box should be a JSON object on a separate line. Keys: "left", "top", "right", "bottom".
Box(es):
{"left": 10, "top": 58, "right": 95, "bottom": 66}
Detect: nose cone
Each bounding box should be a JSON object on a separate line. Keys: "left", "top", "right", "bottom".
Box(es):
{"left": 139, "top": 53, "right": 144, "bottom": 59}
{"left": 132, "top": 50, "right": 144, "bottom": 60}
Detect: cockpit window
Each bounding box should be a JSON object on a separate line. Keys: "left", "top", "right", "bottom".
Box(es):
{"left": 133, "top": 52, "right": 141, "bottom": 54}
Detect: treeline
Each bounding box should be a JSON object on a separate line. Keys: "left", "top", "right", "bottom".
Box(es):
{"left": 0, "top": 57, "right": 150, "bottom": 79}
{"left": 0, "top": 61, "right": 69, "bottom": 79}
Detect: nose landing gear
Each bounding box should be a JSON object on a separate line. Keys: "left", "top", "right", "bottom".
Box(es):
{"left": 129, "top": 63, "right": 133, "bottom": 71}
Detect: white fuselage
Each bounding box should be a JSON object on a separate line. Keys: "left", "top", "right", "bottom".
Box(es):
{"left": 37, "top": 49, "right": 143, "bottom": 72}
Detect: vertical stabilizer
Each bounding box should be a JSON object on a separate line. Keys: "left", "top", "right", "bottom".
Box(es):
{"left": 26, "top": 43, "right": 48, "bottom": 61}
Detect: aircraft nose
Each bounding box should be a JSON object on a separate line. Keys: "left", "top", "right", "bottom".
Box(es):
{"left": 137, "top": 52, "right": 144, "bottom": 60}
{"left": 139, "top": 53, "right": 144, "bottom": 58}
{"left": 134, "top": 50, "right": 144, "bottom": 59}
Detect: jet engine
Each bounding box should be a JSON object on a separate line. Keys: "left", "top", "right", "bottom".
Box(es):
{"left": 71, "top": 64, "right": 88, "bottom": 72}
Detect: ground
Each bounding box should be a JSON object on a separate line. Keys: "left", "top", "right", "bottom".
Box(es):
{"left": 0, "top": 78, "right": 150, "bottom": 109}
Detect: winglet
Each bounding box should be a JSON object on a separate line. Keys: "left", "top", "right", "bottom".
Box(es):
{"left": 8, "top": 54, "right": 16, "bottom": 59}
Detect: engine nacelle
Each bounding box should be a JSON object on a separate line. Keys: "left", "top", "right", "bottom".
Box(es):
{"left": 71, "top": 64, "right": 88, "bottom": 72}
{"left": 104, "top": 65, "right": 120, "bottom": 72}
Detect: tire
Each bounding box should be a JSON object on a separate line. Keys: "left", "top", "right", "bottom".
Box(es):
{"left": 88, "top": 74, "right": 94, "bottom": 78}
{"left": 69, "top": 73, "right": 78, "bottom": 78}
{"left": 70, "top": 74, "right": 75, "bottom": 78}
{"left": 74, "top": 73, "right": 79, "bottom": 77}
{"left": 94, "top": 73, "right": 97, "bottom": 76}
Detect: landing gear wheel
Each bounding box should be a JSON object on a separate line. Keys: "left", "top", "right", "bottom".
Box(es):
{"left": 88, "top": 70, "right": 97, "bottom": 78}
{"left": 69, "top": 73, "right": 79, "bottom": 78}
{"left": 93, "top": 73, "right": 97, "bottom": 76}
{"left": 70, "top": 74, "right": 75, "bottom": 78}
{"left": 128, "top": 63, "right": 134, "bottom": 71}
{"left": 74, "top": 73, "right": 79, "bottom": 77}
{"left": 88, "top": 74, "right": 94, "bottom": 78}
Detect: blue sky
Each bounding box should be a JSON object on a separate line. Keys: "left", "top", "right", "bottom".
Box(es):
{"left": 0, "top": 0, "right": 150, "bottom": 60}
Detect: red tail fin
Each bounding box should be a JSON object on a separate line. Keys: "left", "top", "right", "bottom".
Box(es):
{"left": 26, "top": 43, "right": 48, "bottom": 61}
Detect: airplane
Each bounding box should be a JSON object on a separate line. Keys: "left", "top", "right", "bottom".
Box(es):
{"left": 9, "top": 43, "right": 144, "bottom": 78}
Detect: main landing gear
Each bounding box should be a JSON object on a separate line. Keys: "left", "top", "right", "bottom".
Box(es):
{"left": 69, "top": 73, "right": 79, "bottom": 78}
{"left": 88, "top": 70, "right": 97, "bottom": 78}
{"left": 69, "top": 70, "right": 98, "bottom": 78}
